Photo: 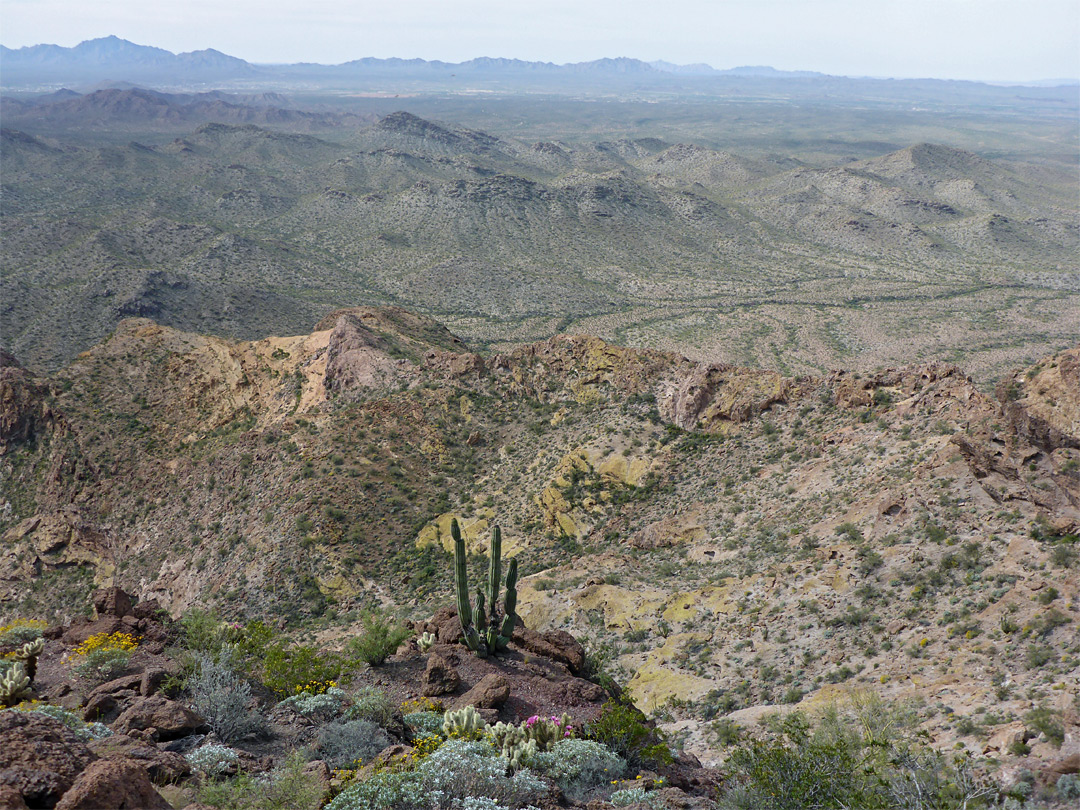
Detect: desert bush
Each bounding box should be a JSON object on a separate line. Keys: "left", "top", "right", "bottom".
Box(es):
{"left": 72, "top": 632, "right": 138, "bottom": 682}
{"left": 317, "top": 719, "right": 392, "bottom": 768}
{"left": 186, "top": 743, "right": 239, "bottom": 777}
{"left": 325, "top": 739, "right": 547, "bottom": 810}
{"left": 0, "top": 619, "right": 46, "bottom": 646}
{"left": 279, "top": 685, "right": 349, "bottom": 722}
{"left": 403, "top": 710, "right": 444, "bottom": 735}
{"left": 526, "top": 738, "right": 625, "bottom": 800}
{"left": 187, "top": 654, "right": 264, "bottom": 744}
{"left": 586, "top": 697, "right": 672, "bottom": 768}
{"left": 262, "top": 641, "right": 341, "bottom": 698}
{"left": 1058, "top": 773, "right": 1080, "bottom": 800}
{"left": 345, "top": 610, "right": 412, "bottom": 666}
{"left": 346, "top": 685, "right": 397, "bottom": 727}
{"left": 610, "top": 787, "right": 665, "bottom": 808}
{"left": 196, "top": 750, "right": 324, "bottom": 810}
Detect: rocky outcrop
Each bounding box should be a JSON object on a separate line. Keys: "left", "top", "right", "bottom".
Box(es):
{"left": 87, "top": 734, "right": 191, "bottom": 784}
{"left": 112, "top": 695, "right": 205, "bottom": 741}
{"left": 659, "top": 364, "right": 790, "bottom": 430}
{"left": 0, "top": 713, "right": 96, "bottom": 808}
{"left": 511, "top": 626, "right": 586, "bottom": 675}
{"left": 0, "top": 351, "right": 55, "bottom": 453}
{"left": 53, "top": 759, "right": 171, "bottom": 810}
{"left": 454, "top": 673, "right": 510, "bottom": 711}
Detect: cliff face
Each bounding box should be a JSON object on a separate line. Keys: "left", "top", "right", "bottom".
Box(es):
{"left": 1, "top": 310, "right": 1077, "bottom": 767}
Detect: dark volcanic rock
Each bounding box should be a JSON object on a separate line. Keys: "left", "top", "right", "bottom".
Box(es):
{"left": 112, "top": 695, "right": 204, "bottom": 741}
{"left": 421, "top": 652, "right": 461, "bottom": 696}
{"left": 512, "top": 626, "right": 586, "bottom": 674}
{"left": 88, "top": 734, "right": 191, "bottom": 784}
{"left": 53, "top": 758, "right": 171, "bottom": 810}
{"left": 92, "top": 587, "right": 132, "bottom": 618}
{"left": 455, "top": 673, "right": 510, "bottom": 710}
{"left": 0, "top": 712, "right": 96, "bottom": 808}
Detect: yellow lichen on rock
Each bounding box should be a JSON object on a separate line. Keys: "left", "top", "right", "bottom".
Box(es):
{"left": 661, "top": 586, "right": 735, "bottom": 623}
{"left": 316, "top": 572, "right": 356, "bottom": 600}
{"left": 627, "top": 633, "right": 717, "bottom": 712}
{"left": 414, "top": 509, "right": 496, "bottom": 554}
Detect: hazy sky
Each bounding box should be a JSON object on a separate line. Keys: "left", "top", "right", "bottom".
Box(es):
{"left": 3, "top": 0, "right": 1078, "bottom": 81}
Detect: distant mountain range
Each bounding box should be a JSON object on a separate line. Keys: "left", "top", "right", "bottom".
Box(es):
{"left": 3, "top": 36, "right": 1074, "bottom": 90}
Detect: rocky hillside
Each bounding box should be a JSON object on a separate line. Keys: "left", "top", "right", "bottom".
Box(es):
{"left": 1, "top": 308, "right": 1077, "bottom": 782}
{"left": 3, "top": 113, "right": 1076, "bottom": 378}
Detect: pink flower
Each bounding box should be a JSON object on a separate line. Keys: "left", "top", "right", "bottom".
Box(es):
{"left": 526, "top": 715, "right": 539, "bottom": 727}
{"left": 551, "top": 716, "right": 560, "bottom": 724}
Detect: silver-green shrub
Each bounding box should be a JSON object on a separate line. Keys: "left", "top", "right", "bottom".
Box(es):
{"left": 187, "top": 654, "right": 264, "bottom": 744}
{"left": 186, "top": 743, "right": 239, "bottom": 777}
{"left": 279, "top": 686, "right": 349, "bottom": 721}
{"left": 317, "top": 719, "right": 392, "bottom": 769}
{"left": 526, "top": 738, "right": 625, "bottom": 801}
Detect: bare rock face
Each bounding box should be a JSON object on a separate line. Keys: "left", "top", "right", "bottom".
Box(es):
{"left": 0, "top": 712, "right": 96, "bottom": 809}
{"left": 0, "top": 784, "right": 28, "bottom": 810}
{"left": 659, "top": 364, "right": 789, "bottom": 431}
{"left": 0, "top": 351, "right": 54, "bottom": 453}
{"left": 53, "top": 759, "right": 171, "bottom": 810}
{"left": 92, "top": 586, "right": 133, "bottom": 618}
{"left": 112, "top": 695, "right": 204, "bottom": 741}
{"left": 455, "top": 673, "right": 510, "bottom": 710}
{"left": 421, "top": 652, "right": 461, "bottom": 696}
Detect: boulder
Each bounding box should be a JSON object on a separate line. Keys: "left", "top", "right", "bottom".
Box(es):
{"left": 428, "top": 606, "right": 462, "bottom": 645}
{"left": 140, "top": 668, "right": 169, "bottom": 698}
{"left": 54, "top": 759, "right": 171, "bottom": 810}
{"left": 62, "top": 617, "right": 125, "bottom": 646}
{"left": 455, "top": 673, "right": 510, "bottom": 710}
{"left": 87, "top": 673, "right": 142, "bottom": 699}
{"left": 421, "top": 652, "right": 460, "bottom": 697}
{"left": 82, "top": 694, "right": 118, "bottom": 723}
{"left": 92, "top": 587, "right": 133, "bottom": 619}
{"left": 112, "top": 695, "right": 204, "bottom": 741}
{"left": 0, "top": 712, "right": 96, "bottom": 808}
{"left": 512, "top": 626, "right": 586, "bottom": 674}
{"left": 89, "top": 734, "right": 192, "bottom": 784}
{"left": 131, "top": 599, "right": 163, "bottom": 621}
{"left": 0, "top": 784, "right": 27, "bottom": 810}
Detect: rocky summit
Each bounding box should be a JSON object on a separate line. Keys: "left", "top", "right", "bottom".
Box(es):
{"left": 0, "top": 307, "right": 1077, "bottom": 807}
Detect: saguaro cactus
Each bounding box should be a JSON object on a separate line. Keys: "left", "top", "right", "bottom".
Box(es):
{"left": 452, "top": 519, "right": 519, "bottom": 657}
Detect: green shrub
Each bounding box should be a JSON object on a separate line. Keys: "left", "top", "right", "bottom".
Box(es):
{"left": 196, "top": 750, "right": 324, "bottom": 810}
{"left": 586, "top": 697, "right": 672, "bottom": 769}
{"left": 0, "top": 619, "right": 46, "bottom": 646}
{"left": 346, "top": 686, "right": 397, "bottom": 727}
{"left": 262, "top": 642, "right": 342, "bottom": 698}
{"left": 74, "top": 647, "right": 132, "bottom": 682}
{"left": 345, "top": 610, "right": 411, "bottom": 667}
{"left": 1025, "top": 706, "right": 1064, "bottom": 747}
{"left": 279, "top": 687, "right": 349, "bottom": 722}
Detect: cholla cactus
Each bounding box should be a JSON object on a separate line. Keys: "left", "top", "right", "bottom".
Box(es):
{"left": 442, "top": 705, "right": 488, "bottom": 739}
{"left": 506, "top": 737, "right": 538, "bottom": 771}
{"left": 417, "top": 631, "right": 436, "bottom": 653}
{"left": 15, "top": 638, "right": 44, "bottom": 682}
{"left": 523, "top": 713, "right": 574, "bottom": 751}
{"left": 0, "top": 661, "right": 32, "bottom": 707}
